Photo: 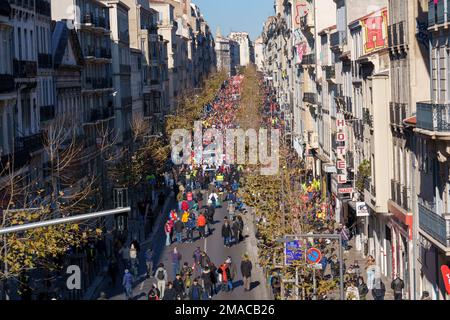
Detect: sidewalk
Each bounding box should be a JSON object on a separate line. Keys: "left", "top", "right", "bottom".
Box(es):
{"left": 82, "top": 192, "right": 174, "bottom": 300}
{"left": 329, "top": 238, "right": 395, "bottom": 300}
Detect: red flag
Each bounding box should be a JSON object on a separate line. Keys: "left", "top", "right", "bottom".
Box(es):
{"left": 441, "top": 265, "right": 450, "bottom": 295}
{"left": 435, "top": 0, "right": 439, "bottom": 4}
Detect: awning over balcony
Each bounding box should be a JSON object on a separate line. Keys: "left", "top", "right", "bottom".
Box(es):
{"left": 404, "top": 116, "right": 416, "bottom": 126}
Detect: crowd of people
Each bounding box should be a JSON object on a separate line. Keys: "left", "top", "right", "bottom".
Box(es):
{"left": 116, "top": 75, "right": 257, "bottom": 300}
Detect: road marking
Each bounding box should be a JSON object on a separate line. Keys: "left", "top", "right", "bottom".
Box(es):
{"left": 140, "top": 280, "right": 144, "bottom": 291}
{"left": 204, "top": 236, "right": 207, "bottom": 253}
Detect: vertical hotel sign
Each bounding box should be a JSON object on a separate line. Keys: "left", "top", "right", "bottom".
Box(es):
{"left": 361, "top": 8, "right": 388, "bottom": 55}
{"left": 336, "top": 117, "right": 351, "bottom": 194}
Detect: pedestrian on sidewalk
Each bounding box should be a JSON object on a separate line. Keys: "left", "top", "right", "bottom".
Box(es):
{"left": 345, "top": 281, "right": 360, "bottom": 300}
{"left": 145, "top": 247, "right": 153, "bottom": 278}
{"left": 155, "top": 263, "right": 168, "bottom": 299}
{"left": 340, "top": 224, "right": 350, "bottom": 252}
{"left": 162, "top": 282, "right": 177, "bottom": 300}
{"left": 189, "top": 278, "right": 204, "bottom": 300}
{"left": 193, "top": 247, "right": 202, "bottom": 276}
{"left": 107, "top": 257, "right": 118, "bottom": 288}
{"left": 237, "top": 215, "right": 244, "bottom": 242}
{"left": 148, "top": 284, "right": 161, "bottom": 300}
{"left": 372, "top": 279, "right": 386, "bottom": 300}
{"left": 122, "top": 269, "right": 134, "bottom": 300}
{"left": 270, "top": 272, "right": 281, "bottom": 300}
{"left": 174, "top": 218, "right": 184, "bottom": 243}
{"left": 186, "top": 212, "right": 196, "bottom": 243}
{"left": 205, "top": 206, "right": 215, "bottom": 235}
{"left": 197, "top": 212, "right": 207, "bottom": 239}
{"left": 228, "top": 201, "right": 235, "bottom": 221}
{"left": 201, "top": 267, "right": 213, "bottom": 299}
{"left": 200, "top": 251, "right": 211, "bottom": 272}
{"left": 391, "top": 275, "right": 405, "bottom": 300}
{"left": 164, "top": 220, "right": 173, "bottom": 246}
{"left": 231, "top": 218, "right": 240, "bottom": 245}
{"left": 119, "top": 244, "right": 130, "bottom": 272}
{"left": 173, "top": 274, "right": 185, "bottom": 300}
{"left": 171, "top": 247, "right": 182, "bottom": 279}
{"left": 226, "top": 256, "right": 238, "bottom": 291}
{"left": 240, "top": 254, "right": 253, "bottom": 292}
{"left": 196, "top": 190, "right": 203, "bottom": 209}
{"left": 222, "top": 218, "right": 232, "bottom": 247}
{"left": 129, "top": 243, "right": 139, "bottom": 277}
{"left": 218, "top": 262, "right": 231, "bottom": 292}
{"left": 209, "top": 262, "right": 218, "bottom": 294}
{"left": 181, "top": 262, "right": 193, "bottom": 295}
{"left": 357, "top": 276, "right": 369, "bottom": 300}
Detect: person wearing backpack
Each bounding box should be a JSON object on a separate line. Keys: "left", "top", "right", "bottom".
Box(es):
{"left": 155, "top": 263, "right": 168, "bottom": 299}
{"left": 197, "top": 212, "right": 207, "bottom": 239}
{"left": 218, "top": 263, "right": 231, "bottom": 292}
{"left": 205, "top": 206, "right": 215, "bottom": 235}
{"left": 189, "top": 278, "right": 203, "bottom": 300}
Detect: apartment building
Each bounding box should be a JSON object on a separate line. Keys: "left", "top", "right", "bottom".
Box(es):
{"left": 229, "top": 31, "right": 254, "bottom": 67}
{"left": 0, "top": 0, "right": 15, "bottom": 166}
{"left": 215, "top": 29, "right": 240, "bottom": 76}
{"left": 254, "top": 36, "right": 265, "bottom": 72}
{"left": 411, "top": 0, "right": 450, "bottom": 300}
{"left": 150, "top": 1, "right": 179, "bottom": 112}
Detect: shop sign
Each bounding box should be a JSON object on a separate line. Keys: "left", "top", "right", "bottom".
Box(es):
{"left": 338, "top": 187, "right": 353, "bottom": 194}
{"left": 356, "top": 202, "right": 370, "bottom": 217}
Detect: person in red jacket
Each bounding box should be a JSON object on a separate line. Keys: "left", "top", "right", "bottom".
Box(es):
{"left": 181, "top": 200, "right": 189, "bottom": 212}
{"left": 197, "top": 213, "right": 207, "bottom": 239}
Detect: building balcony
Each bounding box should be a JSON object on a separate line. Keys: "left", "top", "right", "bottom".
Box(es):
{"left": 363, "top": 108, "right": 373, "bottom": 127}
{"left": 86, "top": 107, "right": 114, "bottom": 123}
{"left": 388, "top": 21, "right": 407, "bottom": 49}
{"left": 302, "top": 53, "right": 316, "bottom": 66}
{"left": 303, "top": 92, "right": 318, "bottom": 105}
{"left": 390, "top": 102, "right": 408, "bottom": 129}
{"left": 0, "top": 74, "right": 15, "bottom": 93}
{"left": 92, "top": 78, "right": 113, "bottom": 89}
{"left": 82, "top": 13, "right": 110, "bottom": 30}
{"left": 40, "top": 105, "right": 55, "bottom": 122}
{"left": 0, "top": 0, "right": 11, "bottom": 17}
{"left": 15, "top": 132, "right": 44, "bottom": 154}
{"left": 38, "top": 53, "right": 52, "bottom": 69}
{"left": 9, "top": 0, "right": 34, "bottom": 11}
{"left": 417, "top": 101, "right": 450, "bottom": 132}
{"left": 428, "top": 0, "right": 450, "bottom": 28}
{"left": 364, "top": 177, "right": 377, "bottom": 200}
{"left": 330, "top": 31, "right": 346, "bottom": 48}
{"left": 300, "top": 13, "right": 314, "bottom": 31}
{"left": 13, "top": 59, "right": 37, "bottom": 78}
{"left": 419, "top": 201, "right": 450, "bottom": 247}
{"left": 325, "top": 65, "right": 335, "bottom": 81}
{"left": 35, "top": 0, "right": 50, "bottom": 17}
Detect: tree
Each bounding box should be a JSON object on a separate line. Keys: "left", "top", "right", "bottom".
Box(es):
{"left": 0, "top": 114, "right": 116, "bottom": 289}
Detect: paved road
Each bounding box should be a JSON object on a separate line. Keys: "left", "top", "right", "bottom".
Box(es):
{"left": 108, "top": 195, "right": 270, "bottom": 300}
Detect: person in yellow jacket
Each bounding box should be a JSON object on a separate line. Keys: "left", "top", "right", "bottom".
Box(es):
{"left": 182, "top": 211, "right": 190, "bottom": 224}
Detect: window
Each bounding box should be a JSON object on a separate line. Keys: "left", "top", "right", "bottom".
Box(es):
{"left": 17, "top": 27, "right": 22, "bottom": 60}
